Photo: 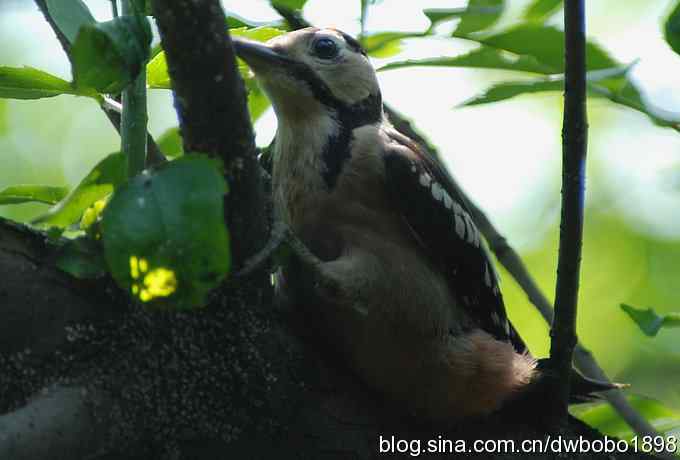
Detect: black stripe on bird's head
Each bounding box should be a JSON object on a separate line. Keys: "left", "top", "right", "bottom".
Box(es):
{"left": 232, "top": 27, "right": 382, "bottom": 126}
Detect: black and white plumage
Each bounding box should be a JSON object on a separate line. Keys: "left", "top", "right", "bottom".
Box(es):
{"left": 233, "top": 28, "right": 539, "bottom": 420}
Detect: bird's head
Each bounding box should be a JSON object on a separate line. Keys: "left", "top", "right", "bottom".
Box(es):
{"left": 232, "top": 27, "right": 382, "bottom": 124}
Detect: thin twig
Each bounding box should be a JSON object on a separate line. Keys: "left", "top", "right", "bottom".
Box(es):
{"left": 32, "top": 0, "right": 166, "bottom": 168}
{"left": 549, "top": 0, "right": 588, "bottom": 423}
{"left": 120, "top": 1, "right": 148, "bottom": 177}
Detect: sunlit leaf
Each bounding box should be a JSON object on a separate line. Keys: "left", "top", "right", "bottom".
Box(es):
{"left": 247, "top": 80, "right": 270, "bottom": 121}
{"left": 225, "top": 12, "right": 278, "bottom": 29}
{"left": 157, "top": 127, "right": 183, "bottom": 158}
{"left": 55, "top": 236, "right": 107, "bottom": 279}
{"left": 479, "top": 24, "right": 617, "bottom": 73}
{"left": 0, "top": 185, "right": 69, "bottom": 205}
{"left": 101, "top": 155, "right": 231, "bottom": 309}
{"left": 33, "top": 152, "right": 127, "bottom": 228}
{"left": 571, "top": 395, "right": 680, "bottom": 441}
{"left": 362, "top": 31, "right": 423, "bottom": 58}
{"left": 147, "top": 27, "right": 285, "bottom": 89}
{"left": 72, "top": 16, "right": 152, "bottom": 93}
{"left": 0, "top": 66, "right": 78, "bottom": 100}
{"left": 453, "top": 0, "right": 504, "bottom": 37}
{"left": 523, "top": 0, "right": 562, "bottom": 22}
{"left": 45, "top": 0, "right": 96, "bottom": 44}
{"left": 621, "top": 304, "right": 680, "bottom": 337}
{"left": 378, "top": 46, "right": 554, "bottom": 74}
{"left": 664, "top": 1, "right": 680, "bottom": 56}
{"left": 423, "top": 8, "right": 467, "bottom": 29}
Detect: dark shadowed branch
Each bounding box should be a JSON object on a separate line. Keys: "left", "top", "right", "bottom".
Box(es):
{"left": 150, "top": 0, "right": 268, "bottom": 270}
{"left": 549, "top": 0, "right": 588, "bottom": 423}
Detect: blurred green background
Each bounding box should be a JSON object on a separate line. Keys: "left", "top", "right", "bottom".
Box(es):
{"left": 1, "top": 0, "right": 679, "bottom": 432}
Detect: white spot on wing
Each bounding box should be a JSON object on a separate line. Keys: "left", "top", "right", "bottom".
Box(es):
{"left": 484, "top": 264, "right": 492, "bottom": 287}
{"left": 431, "top": 182, "right": 444, "bottom": 201}
{"left": 464, "top": 215, "right": 475, "bottom": 245}
{"left": 491, "top": 311, "right": 501, "bottom": 326}
{"left": 454, "top": 213, "right": 465, "bottom": 238}
{"left": 442, "top": 192, "right": 453, "bottom": 209}
{"left": 419, "top": 173, "right": 431, "bottom": 187}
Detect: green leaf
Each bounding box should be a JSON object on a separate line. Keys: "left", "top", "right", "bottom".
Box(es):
{"left": 101, "top": 155, "right": 231, "bottom": 309}
{"left": 157, "top": 127, "right": 184, "bottom": 158}
{"left": 423, "top": 8, "right": 468, "bottom": 29}
{"left": 270, "top": 0, "right": 308, "bottom": 11}
{"left": 378, "top": 46, "right": 555, "bottom": 74}
{"left": 246, "top": 80, "right": 271, "bottom": 121}
{"left": 72, "top": 16, "right": 152, "bottom": 93}
{"left": 131, "top": 0, "right": 153, "bottom": 16}
{"left": 0, "top": 66, "right": 78, "bottom": 100}
{"left": 147, "top": 27, "right": 285, "bottom": 90}
{"left": 479, "top": 24, "right": 617, "bottom": 73}
{"left": 45, "top": 0, "right": 96, "bottom": 44}
{"left": 381, "top": 26, "right": 619, "bottom": 77}
{"left": 146, "top": 52, "right": 171, "bottom": 89}
{"left": 33, "top": 152, "right": 127, "bottom": 228}
{"left": 55, "top": 236, "right": 107, "bottom": 279}
{"left": 460, "top": 66, "right": 630, "bottom": 106}
{"left": 571, "top": 395, "right": 680, "bottom": 441}
{"left": 453, "top": 0, "right": 504, "bottom": 37}
{"left": 461, "top": 79, "right": 562, "bottom": 106}
{"left": 664, "top": 1, "right": 680, "bottom": 56}
{"left": 225, "top": 12, "right": 275, "bottom": 29}
{"left": 621, "top": 304, "right": 680, "bottom": 337}
{"left": 362, "top": 32, "right": 424, "bottom": 58}
{"left": 0, "top": 185, "right": 69, "bottom": 205}
{"left": 523, "top": 0, "right": 562, "bottom": 22}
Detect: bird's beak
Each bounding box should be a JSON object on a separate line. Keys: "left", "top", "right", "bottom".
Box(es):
{"left": 231, "top": 37, "right": 295, "bottom": 71}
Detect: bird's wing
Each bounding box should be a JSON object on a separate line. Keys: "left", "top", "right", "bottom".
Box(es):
{"left": 382, "top": 128, "right": 527, "bottom": 353}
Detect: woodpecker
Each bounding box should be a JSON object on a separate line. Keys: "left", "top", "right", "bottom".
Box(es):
{"left": 232, "top": 28, "right": 606, "bottom": 420}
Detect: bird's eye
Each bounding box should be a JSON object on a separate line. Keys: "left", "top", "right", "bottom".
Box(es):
{"left": 312, "top": 38, "right": 339, "bottom": 60}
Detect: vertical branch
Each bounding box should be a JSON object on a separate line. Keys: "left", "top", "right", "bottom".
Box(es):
{"left": 33, "top": 0, "right": 165, "bottom": 167}
{"left": 150, "top": 0, "right": 268, "bottom": 270}
{"left": 120, "top": 0, "right": 148, "bottom": 177}
{"left": 550, "top": 0, "right": 588, "bottom": 421}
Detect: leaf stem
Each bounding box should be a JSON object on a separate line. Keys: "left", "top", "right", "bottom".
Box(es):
{"left": 549, "top": 0, "right": 588, "bottom": 423}
{"left": 120, "top": 0, "right": 148, "bottom": 177}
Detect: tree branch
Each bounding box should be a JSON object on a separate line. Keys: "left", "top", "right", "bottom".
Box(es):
{"left": 32, "top": 0, "right": 165, "bottom": 168}
{"left": 150, "top": 0, "right": 268, "bottom": 269}
{"left": 120, "top": 1, "right": 148, "bottom": 177}
{"left": 0, "top": 217, "right": 124, "bottom": 356}
{"left": 549, "top": 0, "right": 588, "bottom": 423}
